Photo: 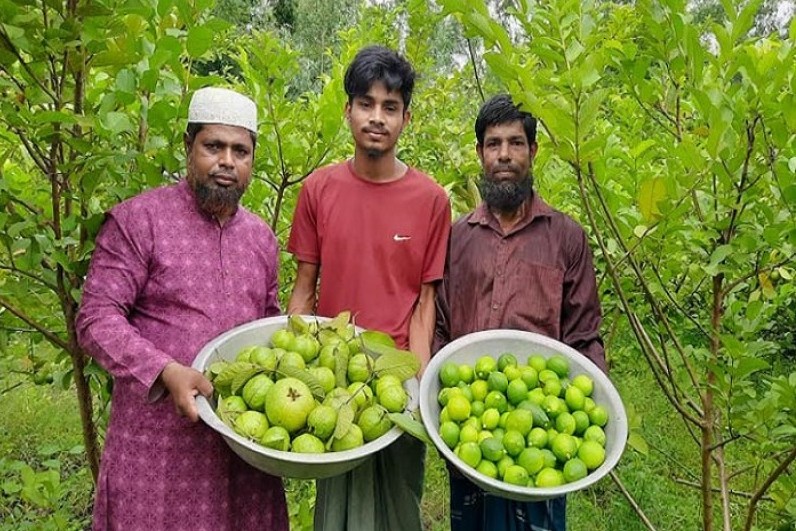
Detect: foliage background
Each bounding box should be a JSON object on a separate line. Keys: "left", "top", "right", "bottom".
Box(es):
{"left": 0, "top": 0, "right": 794, "bottom": 529}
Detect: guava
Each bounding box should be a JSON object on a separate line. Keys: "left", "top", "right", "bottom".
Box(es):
{"left": 309, "top": 366, "right": 336, "bottom": 393}
{"left": 378, "top": 385, "right": 407, "bottom": 413}
{"left": 275, "top": 350, "right": 306, "bottom": 376}
{"left": 291, "top": 433, "right": 326, "bottom": 453}
{"left": 347, "top": 382, "right": 374, "bottom": 411}
{"left": 264, "top": 377, "right": 316, "bottom": 433}
{"left": 331, "top": 424, "right": 364, "bottom": 452}
{"left": 260, "top": 426, "right": 290, "bottom": 452}
{"left": 270, "top": 328, "right": 297, "bottom": 352}
{"left": 357, "top": 405, "right": 392, "bottom": 442}
{"left": 307, "top": 404, "right": 338, "bottom": 441}
{"left": 293, "top": 334, "right": 321, "bottom": 363}
{"left": 242, "top": 373, "right": 274, "bottom": 411}
{"left": 233, "top": 410, "right": 269, "bottom": 441}
{"left": 347, "top": 353, "right": 374, "bottom": 383}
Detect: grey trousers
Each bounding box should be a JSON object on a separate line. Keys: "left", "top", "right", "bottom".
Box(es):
{"left": 314, "top": 434, "right": 426, "bottom": 531}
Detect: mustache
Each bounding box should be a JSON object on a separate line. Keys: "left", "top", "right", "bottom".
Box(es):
{"left": 210, "top": 171, "right": 237, "bottom": 181}
{"left": 492, "top": 164, "right": 521, "bottom": 174}
{"left": 363, "top": 127, "right": 388, "bottom": 134}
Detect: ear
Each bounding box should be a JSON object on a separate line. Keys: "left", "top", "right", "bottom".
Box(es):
{"left": 344, "top": 101, "right": 352, "bottom": 123}
{"left": 476, "top": 143, "right": 484, "bottom": 164}
{"left": 403, "top": 109, "right": 412, "bottom": 126}
{"left": 184, "top": 132, "right": 193, "bottom": 157}
{"left": 529, "top": 142, "right": 538, "bottom": 162}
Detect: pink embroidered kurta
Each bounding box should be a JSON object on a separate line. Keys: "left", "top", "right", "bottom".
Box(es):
{"left": 76, "top": 180, "right": 288, "bottom": 530}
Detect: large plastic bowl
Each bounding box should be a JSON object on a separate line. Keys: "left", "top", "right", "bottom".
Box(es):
{"left": 420, "top": 329, "right": 627, "bottom": 501}
{"left": 193, "top": 315, "right": 419, "bottom": 479}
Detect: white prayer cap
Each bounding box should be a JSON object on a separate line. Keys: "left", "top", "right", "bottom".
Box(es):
{"left": 188, "top": 87, "right": 257, "bottom": 134}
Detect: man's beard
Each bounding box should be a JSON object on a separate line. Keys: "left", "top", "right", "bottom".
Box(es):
{"left": 478, "top": 171, "right": 534, "bottom": 213}
{"left": 364, "top": 147, "right": 387, "bottom": 159}
{"left": 189, "top": 175, "right": 245, "bottom": 219}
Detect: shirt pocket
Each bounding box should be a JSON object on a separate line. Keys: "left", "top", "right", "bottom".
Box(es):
{"left": 505, "top": 261, "right": 564, "bottom": 338}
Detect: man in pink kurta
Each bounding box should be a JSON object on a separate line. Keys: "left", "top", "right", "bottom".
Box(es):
{"left": 76, "top": 88, "right": 289, "bottom": 530}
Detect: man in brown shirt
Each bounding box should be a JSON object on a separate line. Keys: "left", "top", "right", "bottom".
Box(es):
{"left": 434, "top": 94, "right": 606, "bottom": 531}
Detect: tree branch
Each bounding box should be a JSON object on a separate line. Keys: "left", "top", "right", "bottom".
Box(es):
{"left": 610, "top": 471, "right": 657, "bottom": 530}
{"left": 466, "top": 38, "right": 485, "bottom": 103}
{"left": 743, "top": 446, "right": 796, "bottom": 531}
{"left": 0, "top": 294, "right": 69, "bottom": 351}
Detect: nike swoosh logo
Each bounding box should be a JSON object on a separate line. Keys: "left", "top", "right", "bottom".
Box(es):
{"left": 393, "top": 234, "right": 411, "bottom": 242}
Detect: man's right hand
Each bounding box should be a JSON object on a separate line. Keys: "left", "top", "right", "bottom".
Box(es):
{"left": 159, "top": 361, "right": 213, "bottom": 422}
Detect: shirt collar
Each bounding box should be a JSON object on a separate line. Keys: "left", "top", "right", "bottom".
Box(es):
{"left": 468, "top": 192, "right": 554, "bottom": 235}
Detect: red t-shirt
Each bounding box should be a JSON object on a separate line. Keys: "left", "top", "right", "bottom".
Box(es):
{"left": 288, "top": 160, "right": 451, "bottom": 347}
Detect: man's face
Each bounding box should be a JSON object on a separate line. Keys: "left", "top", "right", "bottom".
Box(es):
{"left": 476, "top": 120, "right": 537, "bottom": 212}
{"left": 345, "top": 81, "right": 410, "bottom": 159}
{"left": 185, "top": 124, "right": 254, "bottom": 219}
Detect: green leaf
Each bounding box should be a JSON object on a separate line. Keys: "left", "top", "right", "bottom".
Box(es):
{"left": 733, "top": 358, "right": 770, "bottom": 380}
{"left": 387, "top": 412, "right": 431, "bottom": 445}
{"left": 288, "top": 314, "right": 310, "bottom": 335}
{"left": 637, "top": 177, "right": 666, "bottom": 222}
{"left": 100, "top": 112, "right": 134, "bottom": 135}
{"left": 705, "top": 245, "right": 733, "bottom": 275}
{"left": 359, "top": 330, "right": 396, "bottom": 350}
{"left": 374, "top": 351, "right": 420, "bottom": 381}
{"left": 329, "top": 403, "right": 356, "bottom": 448}
{"left": 334, "top": 346, "right": 350, "bottom": 389}
{"left": 214, "top": 361, "right": 258, "bottom": 395}
{"left": 186, "top": 26, "right": 213, "bottom": 58}
{"left": 484, "top": 51, "right": 516, "bottom": 82}
{"left": 627, "top": 431, "right": 649, "bottom": 456}
{"left": 230, "top": 365, "right": 265, "bottom": 395}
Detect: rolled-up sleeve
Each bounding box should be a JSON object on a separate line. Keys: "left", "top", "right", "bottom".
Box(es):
{"left": 76, "top": 212, "right": 173, "bottom": 395}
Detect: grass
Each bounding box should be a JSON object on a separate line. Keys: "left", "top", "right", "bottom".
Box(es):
{"left": 0, "top": 359, "right": 791, "bottom": 530}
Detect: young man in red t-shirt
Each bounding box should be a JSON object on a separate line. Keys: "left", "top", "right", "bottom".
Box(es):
{"left": 287, "top": 46, "right": 451, "bottom": 530}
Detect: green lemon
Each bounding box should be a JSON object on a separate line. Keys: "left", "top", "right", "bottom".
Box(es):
{"left": 457, "top": 441, "right": 482, "bottom": 468}
{"left": 504, "top": 409, "right": 533, "bottom": 437}
{"left": 563, "top": 458, "right": 588, "bottom": 483}
{"left": 546, "top": 355, "right": 570, "bottom": 378}
{"left": 487, "top": 371, "right": 509, "bottom": 393}
{"left": 447, "top": 395, "right": 472, "bottom": 422}
{"left": 555, "top": 412, "right": 577, "bottom": 435}
{"left": 564, "top": 385, "right": 586, "bottom": 411}
{"left": 459, "top": 424, "right": 479, "bottom": 444}
{"left": 440, "top": 421, "right": 461, "bottom": 449}
{"left": 481, "top": 408, "right": 501, "bottom": 430}
{"left": 470, "top": 400, "right": 485, "bottom": 419}
{"left": 527, "top": 427, "right": 549, "bottom": 449}
{"left": 503, "top": 365, "right": 522, "bottom": 382}
{"left": 528, "top": 355, "right": 547, "bottom": 373}
{"left": 497, "top": 353, "right": 518, "bottom": 371}
{"left": 506, "top": 379, "right": 529, "bottom": 406}
{"left": 503, "top": 465, "right": 530, "bottom": 487}
{"left": 578, "top": 440, "right": 606, "bottom": 470}
{"left": 458, "top": 364, "right": 475, "bottom": 384}
{"left": 476, "top": 460, "right": 499, "bottom": 479}
{"left": 588, "top": 405, "right": 609, "bottom": 427}
{"left": 470, "top": 379, "right": 489, "bottom": 402}
{"left": 542, "top": 377, "right": 562, "bottom": 398}
{"left": 484, "top": 391, "right": 508, "bottom": 413}
{"left": 572, "top": 410, "right": 591, "bottom": 435}
{"left": 520, "top": 366, "right": 539, "bottom": 390}
{"left": 516, "top": 447, "right": 545, "bottom": 475}
{"left": 572, "top": 374, "right": 594, "bottom": 397}
{"left": 479, "top": 437, "right": 506, "bottom": 462}
{"left": 535, "top": 467, "right": 565, "bottom": 488}
{"left": 551, "top": 433, "right": 578, "bottom": 463}
{"left": 439, "top": 361, "right": 461, "bottom": 387}
{"left": 502, "top": 430, "right": 526, "bottom": 457}
{"left": 496, "top": 455, "right": 515, "bottom": 479}
{"left": 583, "top": 425, "right": 606, "bottom": 446}
{"left": 474, "top": 356, "right": 497, "bottom": 380}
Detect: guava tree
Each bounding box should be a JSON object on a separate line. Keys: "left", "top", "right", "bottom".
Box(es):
{"left": 0, "top": 0, "right": 238, "bottom": 480}
{"left": 441, "top": 0, "right": 795, "bottom": 528}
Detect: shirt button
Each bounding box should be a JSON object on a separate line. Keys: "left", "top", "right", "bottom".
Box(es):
{"left": 492, "top": 303, "right": 499, "bottom": 310}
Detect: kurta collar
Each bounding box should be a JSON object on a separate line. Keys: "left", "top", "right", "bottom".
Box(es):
{"left": 468, "top": 192, "right": 554, "bottom": 236}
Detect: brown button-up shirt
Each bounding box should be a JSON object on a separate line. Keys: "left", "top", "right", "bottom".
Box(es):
{"left": 434, "top": 193, "right": 606, "bottom": 372}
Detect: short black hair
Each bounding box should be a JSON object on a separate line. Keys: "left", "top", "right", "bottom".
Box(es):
{"left": 185, "top": 122, "right": 257, "bottom": 149}
{"left": 344, "top": 45, "right": 416, "bottom": 110}
{"left": 475, "top": 94, "right": 537, "bottom": 146}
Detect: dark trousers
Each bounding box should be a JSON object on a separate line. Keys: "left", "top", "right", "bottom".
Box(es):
{"left": 449, "top": 469, "right": 567, "bottom": 531}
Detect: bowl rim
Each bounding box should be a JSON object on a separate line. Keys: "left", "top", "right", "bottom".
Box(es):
{"left": 420, "top": 328, "right": 628, "bottom": 500}
{"left": 193, "top": 315, "right": 419, "bottom": 469}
